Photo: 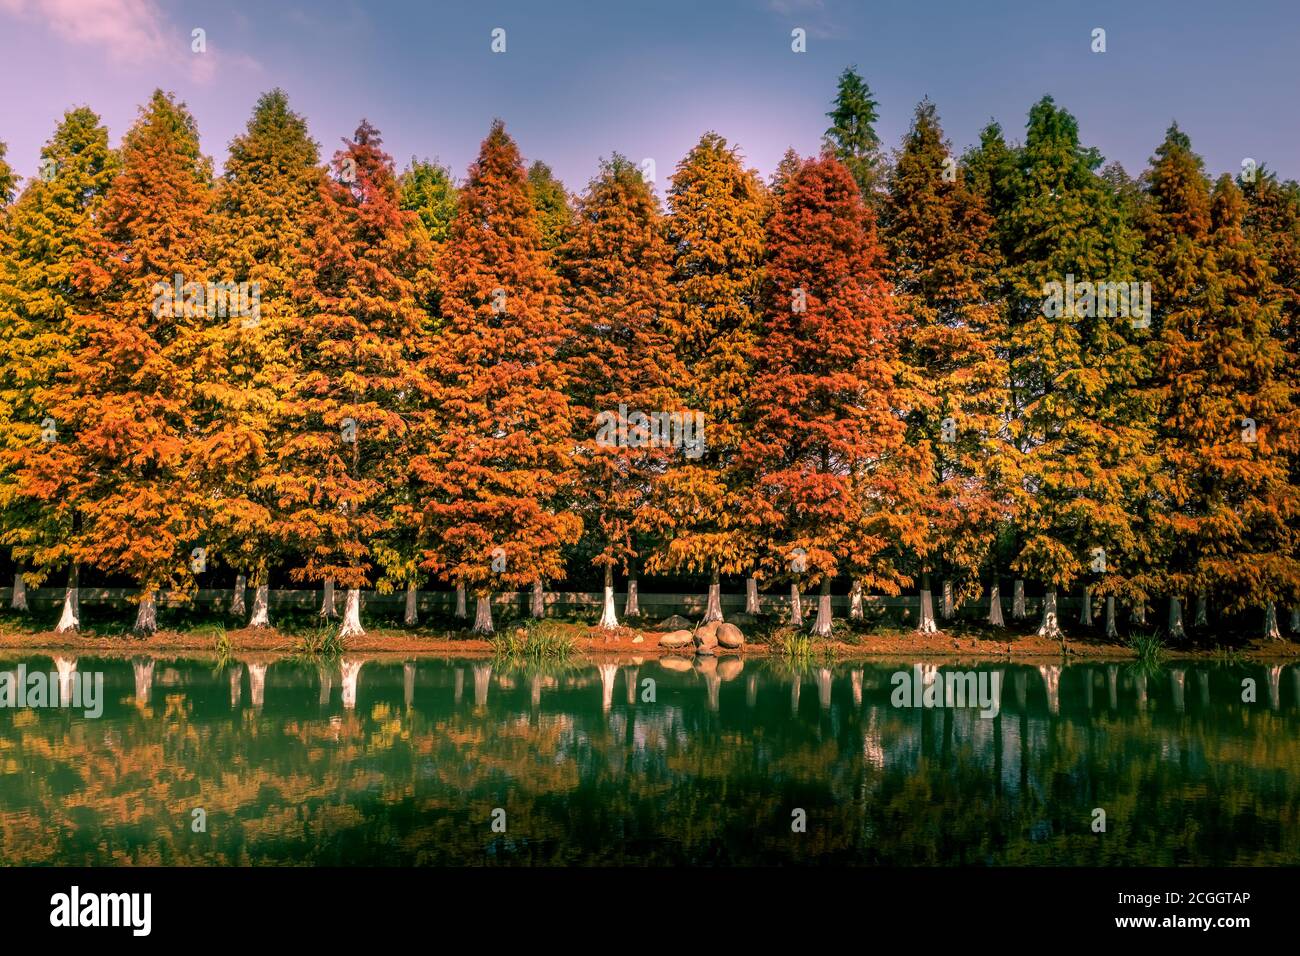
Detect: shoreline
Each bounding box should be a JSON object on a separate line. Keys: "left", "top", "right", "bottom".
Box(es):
{"left": 2, "top": 621, "right": 1298, "bottom": 662}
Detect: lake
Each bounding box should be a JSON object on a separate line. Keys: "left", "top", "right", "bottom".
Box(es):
{"left": 0, "top": 654, "right": 1296, "bottom": 865}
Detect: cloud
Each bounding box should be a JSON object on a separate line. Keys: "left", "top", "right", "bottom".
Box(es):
{"left": 0, "top": 0, "right": 261, "bottom": 82}
{"left": 0, "top": 0, "right": 169, "bottom": 64}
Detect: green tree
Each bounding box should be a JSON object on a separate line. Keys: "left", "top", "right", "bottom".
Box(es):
{"left": 824, "top": 66, "right": 885, "bottom": 201}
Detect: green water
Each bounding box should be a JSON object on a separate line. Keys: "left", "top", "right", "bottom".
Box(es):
{"left": 0, "top": 654, "right": 1296, "bottom": 865}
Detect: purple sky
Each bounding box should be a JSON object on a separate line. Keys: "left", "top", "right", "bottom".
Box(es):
{"left": 2, "top": 0, "right": 1298, "bottom": 194}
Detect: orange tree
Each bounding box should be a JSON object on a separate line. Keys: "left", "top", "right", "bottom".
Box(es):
{"left": 416, "top": 121, "right": 580, "bottom": 635}
{"left": 559, "top": 154, "right": 681, "bottom": 629}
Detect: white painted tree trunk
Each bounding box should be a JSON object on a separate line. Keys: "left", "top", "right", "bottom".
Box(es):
{"left": 1264, "top": 601, "right": 1281, "bottom": 641}
{"left": 789, "top": 582, "right": 803, "bottom": 627}
{"left": 625, "top": 572, "right": 640, "bottom": 618}
{"left": 987, "top": 579, "right": 1005, "bottom": 627}
{"left": 55, "top": 564, "right": 80, "bottom": 634}
{"left": 746, "top": 576, "right": 760, "bottom": 614}
{"left": 455, "top": 582, "right": 467, "bottom": 619}
{"left": 134, "top": 590, "right": 158, "bottom": 635}
{"left": 1132, "top": 600, "right": 1147, "bottom": 625}
{"left": 10, "top": 572, "right": 26, "bottom": 611}
{"left": 703, "top": 571, "right": 723, "bottom": 622}
{"left": 473, "top": 595, "right": 494, "bottom": 635}
{"left": 849, "top": 579, "right": 864, "bottom": 621}
{"left": 1290, "top": 606, "right": 1300, "bottom": 634}
{"left": 403, "top": 578, "right": 419, "bottom": 626}
{"left": 1012, "top": 579, "right": 1026, "bottom": 619}
{"left": 1037, "top": 589, "right": 1061, "bottom": 639}
{"left": 232, "top": 574, "right": 247, "bottom": 616}
{"left": 248, "top": 582, "right": 271, "bottom": 628}
{"left": 1194, "top": 592, "right": 1208, "bottom": 628}
{"left": 917, "top": 574, "right": 937, "bottom": 634}
{"left": 320, "top": 577, "right": 337, "bottom": 619}
{"left": 338, "top": 588, "right": 365, "bottom": 638}
{"left": 1168, "top": 597, "right": 1185, "bottom": 640}
{"left": 941, "top": 579, "right": 954, "bottom": 619}
{"left": 1079, "top": 586, "right": 1093, "bottom": 625}
{"left": 598, "top": 565, "right": 619, "bottom": 630}
{"left": 1104, "top": 596, "right": 1118, "bottom": 639}
{"left": 530, "top": 579, "right": 544, "bottom": 619}
{"left": 812, "top": 578, "right": 833, "bottom": 637}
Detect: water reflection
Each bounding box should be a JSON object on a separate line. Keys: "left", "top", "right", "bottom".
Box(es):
{"left": 0, "top": 655, "right": 1297, "bottom": 866}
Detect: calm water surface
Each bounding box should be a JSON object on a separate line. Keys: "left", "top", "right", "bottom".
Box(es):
{"left": 0, "top": 654, "right": 1297, "bottom": 865}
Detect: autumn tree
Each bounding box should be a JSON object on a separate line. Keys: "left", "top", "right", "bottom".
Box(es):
{"left": 1000, "top": 96, "right": 1153, "bottom": 640}
{"left": 0, "top": 141, "right": 15, "bottom": 209}
{"left": 189, "top": 89, "right": 325, "bottom": 628}
{"left": 417, "top": 121, "right": 580, "bottom": 634}
{"left": 824, "top": 66, "right": 885, "bottom": 202}
{"left": 639, "top": 132, "right": 766, "bottom": 622}
{"left": 279, "top": 119, "right": 425, "bottom": 638}
{"left": 35, "top": 91, "right": 213, "bottom": 633}
{"left": 882, "top": 101, "right": 1011, "bottom": 632}
{"left": 559, "top": 154, "right": 681, "bottom": 628}
{"left": 745, "top": 151, "right": 910, "bottom": 636}
{"left": 0, "top": 108, "right": 115, "bottom": 629}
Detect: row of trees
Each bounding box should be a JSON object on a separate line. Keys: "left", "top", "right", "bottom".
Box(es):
{"left": 1, "top": 68, "right": 1297, "bottom": 640}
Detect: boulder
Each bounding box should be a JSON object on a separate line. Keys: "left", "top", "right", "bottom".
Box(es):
{"left": 716, "top": 623, "right": 745, "bottom": 649}
{"left": 656, "top": 614, "right": 693, "bottom": 631}
{"left": 659, "top": 629, "right": 693, "bottom": 649}
{"left": 694, "top": 621, "right": 719, "bottom": 653}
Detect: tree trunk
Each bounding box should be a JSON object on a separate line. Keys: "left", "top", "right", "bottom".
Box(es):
{"left": 987, "top": 578, "right": 1004, "bottom": 627}
{"left": 789, "top": 581, "right": 803, "bottom": 627}
{"left": 1104, "top": 595, "right": 1118, "bottom": 639}
{"left": 1264, "top": 601, "right": 1281, "bottom": 641}
{"left": 811, "top": 577, "right": 833, "bottom": 637}
{"left": 320, "top": 576, "right": 338, "bottom": 619}
{"left": 1132, "top": 600, "right": 1147, "bottom": 626}
{"left": 231, "top": 573, "right": 247, "bottom": 616}
{"left": 703, "top": 569, "right": 723, "bottom": 622}
{"left": 339, "top": 588, "right": 365, "bottom": 639}
{"left": 455, "top": 582, "right": 468, "bottom": 619}
{"left": 1036, "top": 589, "right": 1061, "bottom": 639}
{"left": 941, "top": 579, "right": 954, "bottom": 619}
{"left": 1194, "top": 592, "right": 1208, "bottom": 628}
{"left": 530, "top": 579, "right": 545, "bottom": 619}
{"left": 1167, "top": 597, "right": 1185, "bottom": 640}
{"left": 1079, "top": 586, "right": 1093, "bottom": 625}
{"left": 1290, "top": 606, "right": 1300, "bottom": 634}
{"left": 10, "top": 572, "right": 27, "bottom": 612}
{"left": 917, "top": 572, "right": 937, "bottom": 634}
{"left": 404, "top": 578, "right": 419, "bottom": 627}
{"left": 1012, "top": 579, "right": 1027, "bottom": 619}
{"left": 598, "top": 564, "right": 619, "bottom": 630}
{"left": 134, "top": 589, "right": 158, "bottom": 635}
{"left": 55, "top": 564, "right": 80, "bottom": 634}
{"left": 248, "top": 578, "right": 271, "bottom": 629}
{"left": 849, "top": 579, "right": 864, "bottom": 620}
{"left": 625, "top": 568, "right": 640, "bottom": 618}
{"left": 746, "top": 576, "right": 760, "bottom": 614}
{"left": 473, "top": 595, "right": 494, "bottom": 635}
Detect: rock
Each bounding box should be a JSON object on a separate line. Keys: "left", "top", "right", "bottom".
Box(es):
{"left": 659, "top": 629, "right": 693, "bottom": 649}
{"left": 716, "top": 623, "right": 745, "bottom": 649}
{"left": 718, "top": 657, "right": 744, "bottom": 681}
{"left": 656, "top": 614, "right": 693, "bottom": 631}
{"left": 631, "top": 635, "right": 644, "bottom": 644}
{"left": 693, "top": 622, "right": 719, "bottom": 652}
{"left": 659, "top": 656, "right": 693, "bottom": 672}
